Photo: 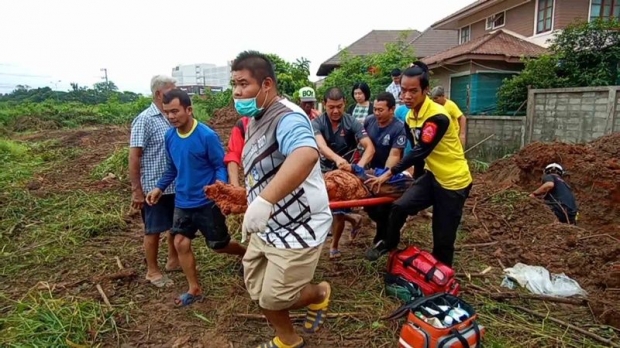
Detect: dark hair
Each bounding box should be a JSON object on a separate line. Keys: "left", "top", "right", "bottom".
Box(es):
{"left": 375, "top": 92, "right": 396, "bottom": 109}
{"left": 351, "top": 82, "right": 371, "bottom": 102}
{"left": 162, "top": 88, "right": 192, "bottom": 108}
{"left": 391, "top": 68, "right": 402, "bottom": 77}
{"left": 323, "top": 87, "right": 345, "bottom": 102}
{"left": 231, "top": 50, "right": 277, "bottom": 86}
{"left": 402, "top": 61, "right": 430, "bottom": 90}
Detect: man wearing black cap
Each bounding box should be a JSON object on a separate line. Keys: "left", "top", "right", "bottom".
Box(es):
{"left": 386, "top": 68, "right": 402, "bottom": 104}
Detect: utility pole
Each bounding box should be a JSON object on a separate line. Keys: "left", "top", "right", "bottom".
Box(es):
{"left": 100, "top": 68, "right": 109, "bottom": 90}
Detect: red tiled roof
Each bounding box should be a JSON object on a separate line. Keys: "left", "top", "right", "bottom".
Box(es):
{"left": 421, "top": 29, "right": 547, "bottom": 67}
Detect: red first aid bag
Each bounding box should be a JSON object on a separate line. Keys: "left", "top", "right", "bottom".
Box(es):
{"left": 387, "top": 246, "right": 460, "bottom": 296}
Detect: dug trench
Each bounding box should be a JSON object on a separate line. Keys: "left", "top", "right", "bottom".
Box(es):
{"left": 0, "top": 108, "right": 618, "bottom": 347}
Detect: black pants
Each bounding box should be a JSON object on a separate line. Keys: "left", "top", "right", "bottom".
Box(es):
{"left": 381, "top": 172, "right": 471, "bottom": 267}
{"left": 365, "top": 204, "right": 392, "bottom": 245}
{"left": 549, "top": 204, "right": 577, "bottom": 225}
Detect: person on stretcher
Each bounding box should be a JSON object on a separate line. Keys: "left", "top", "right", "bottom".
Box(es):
{"left": 312, "top": 87, "right": 375, "bottom": 259}
{"left": 359, "top": 92, "right": 408, "bottom": 248}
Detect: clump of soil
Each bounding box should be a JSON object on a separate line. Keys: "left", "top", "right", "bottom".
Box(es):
{"left": 204, "top": 181, "right": 247, "bottom": 215}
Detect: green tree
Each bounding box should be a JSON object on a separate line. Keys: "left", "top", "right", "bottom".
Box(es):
{"left": 497, "top": 18, "right": 620, "bottom": 114}
{"left": 265, "top": 54, "right": 311, "bottom": 98}
{"left": 317, "top": 31, "right": 417, "bottom": 107}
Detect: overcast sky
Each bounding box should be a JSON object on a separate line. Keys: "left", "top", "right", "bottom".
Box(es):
{"left": 0, "top": 0, "right": 475, "bottom": 95}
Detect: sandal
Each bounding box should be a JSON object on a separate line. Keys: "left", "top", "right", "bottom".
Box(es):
{"left": 303, "top": 281, "right": 331, "bottom": 333}
{"left": 329, "top": 249, "right": 341, "bottom": 260}
{"left": 255, "top": 337, "right": 305, "bottom": 348}
{"left": 174, "top": 292, "right": 204, "bottom": 307}
{"left": 148, "top": 275, "right": 173, "bottom": 288}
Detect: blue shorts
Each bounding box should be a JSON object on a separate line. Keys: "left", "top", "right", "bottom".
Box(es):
{"left": 141, "top": 193, "right": 175, "bottom": 235}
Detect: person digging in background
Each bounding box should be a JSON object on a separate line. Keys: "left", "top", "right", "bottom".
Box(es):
{"left": 146, "top": 89, "right": 246, "bottom": 307}
{"left": 430, "top": 86, "right": 467, "bottom": 147}
{"left": 365, "top": 62, "right": 472, "bottom": 267}
{"left": 224, "top": 116, "right": 250, "bottom": 187}
{"left": 298, "top": 86, "right": 320, "bottom": 120}
{"left": 313, "top": 87, "right": 376, "bottom": 259}
{"left": 529, "top": 163, "right": 579, "bottom": 225}
{"left": 232, "top": 51, "right": 332, "bottom": 348}
{"left": 129, "top": 74, "right": 180, "bottom": 288}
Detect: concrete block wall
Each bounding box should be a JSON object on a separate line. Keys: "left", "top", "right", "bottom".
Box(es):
{"left": 465, "top": 116, "right": 525, "bottom": 161}
{"left": 526, "top": 86, "right": 619, "bottom": 144}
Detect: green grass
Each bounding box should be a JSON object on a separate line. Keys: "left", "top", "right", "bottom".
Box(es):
{"left": 91, "top": 147, "right": 129, "bottom": 181}
{"left": 0, "top": 291, "right": 119, "bottom": 347}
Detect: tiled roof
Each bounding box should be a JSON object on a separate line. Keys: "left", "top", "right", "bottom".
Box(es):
{"left": 421, "top": 29, "right": 547, "bottom": 67}
{"left": 407, "top": 28, "right": 459, "bottom": 58}
{"left": 316, "top": 29, "right": 421, "bottom": 76}
{"left": 432, "top": 0, "right": 495, "bottom": 29}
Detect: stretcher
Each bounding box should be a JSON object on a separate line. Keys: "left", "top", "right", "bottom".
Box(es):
{"left": 329, "top": 196, "right": 395, "bottom": 210}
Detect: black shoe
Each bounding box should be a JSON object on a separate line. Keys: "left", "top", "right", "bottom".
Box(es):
{"left": 365, "top": 241, "right": 389, "bottom": 261}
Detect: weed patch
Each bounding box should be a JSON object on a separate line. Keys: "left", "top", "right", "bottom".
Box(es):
{"left": 0, "top": 291, "right": 119, "bottom": 347}
{"left": 91, "top": 147, "right": 129, "bottom": 181}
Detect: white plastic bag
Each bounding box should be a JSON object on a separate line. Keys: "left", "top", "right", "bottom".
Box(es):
{"left": 503, "top": 262, "right": 587, "bottom": 297}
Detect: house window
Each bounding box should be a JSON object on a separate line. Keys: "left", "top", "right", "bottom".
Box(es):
{"left": 536, "top": 0, "right": 554, "bottom": 33}
{"left": 485, "top": 11, "right": 506, "bottom": 30}
{"left": 460, "top": 26, "right": 470, "bottom": 44}
{"left": 590, "top": 0, "right": 620, "bottom": 21}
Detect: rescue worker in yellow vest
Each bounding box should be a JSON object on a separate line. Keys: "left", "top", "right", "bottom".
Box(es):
{"left": 364, "top": 62, "right": 472, "bottom": 267}
{"left": 430, "top": 86, "right": 467, "bottom": 147}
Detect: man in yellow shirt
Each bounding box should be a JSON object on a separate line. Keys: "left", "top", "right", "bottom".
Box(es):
{"left": 365, "top": 62, "right": 472, "bottom": 267}
{"left": 431, "top": 86, "right": 467, "bottom": 147}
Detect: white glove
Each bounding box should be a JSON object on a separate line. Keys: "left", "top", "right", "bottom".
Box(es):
{"left": 241, "top": 196, "right": 273, "bottom": 243}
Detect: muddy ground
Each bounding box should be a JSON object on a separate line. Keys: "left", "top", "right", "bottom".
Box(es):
{"left": 0, "top": 108, "right": 619, "bottom": 347}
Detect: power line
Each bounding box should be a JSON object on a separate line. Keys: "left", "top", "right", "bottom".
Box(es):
{"left": 0, "top": 72, "right": 51, "bottom": 78}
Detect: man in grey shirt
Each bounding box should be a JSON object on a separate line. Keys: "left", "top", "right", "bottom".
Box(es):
{"left": 312, "top": 87, "right": 375, "bottom": 259}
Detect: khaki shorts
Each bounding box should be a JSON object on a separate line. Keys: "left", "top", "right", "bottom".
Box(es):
{"left": 243, "top": 234, "right": 323, "bottom": 311}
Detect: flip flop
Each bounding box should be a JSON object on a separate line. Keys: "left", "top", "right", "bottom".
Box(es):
{"left": 329, "top": 249, "right": 342, "bottom": 260}
{"left": 255, "top": 337, "right": 305, "bottom": 348}
{"left": 174, "top": 292, "right": 204, "bottom": 307}
{"left": 149, "top": 275, "right": 173, "bottom": 288}
{"left": 303, "top": 281, "right": 331, "bottom": 333}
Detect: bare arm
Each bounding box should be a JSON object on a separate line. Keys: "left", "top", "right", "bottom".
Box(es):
{"left": 356, "top": 137, "right": 375, "bottom": 168}
{"left": 129, "top": 147, "right": 143, "bottom": 192}
{"left": 532, "top": 181, "right": 554, "bottom": 196}
{"left": 260, "top": 147, "right": 318, "bottom": 203}
{"left": 458, "top": 115, "right": 467, "bottom": 145}
{"left": 385, "top": 148, "right": 403, "bottom": 169}
{"left": 227, "top": 162, "right": 241, "bottom": 187}
{"left": 315, "top": 133, "right": 344, "bottom": 163}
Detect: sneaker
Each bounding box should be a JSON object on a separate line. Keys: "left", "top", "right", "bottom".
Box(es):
{"left": 365, "top": 241, "right": 389, "bottom": 261}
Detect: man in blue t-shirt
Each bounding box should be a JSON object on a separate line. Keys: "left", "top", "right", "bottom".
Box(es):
{"left": 364, "top": 92, "right": 408, "bottom": 246}
{"left": 146, "top": 89, "right": 246, "bottom": 307}
{"left": 394, "top": 103, "right": 413, "bottom": 155}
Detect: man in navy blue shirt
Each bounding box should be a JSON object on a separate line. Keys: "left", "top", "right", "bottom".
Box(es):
{"left": 363, "top": 92, "right": 408, "bottom": 246}
{"left": 146, "top": 89, "right": 246, "bottom": 307}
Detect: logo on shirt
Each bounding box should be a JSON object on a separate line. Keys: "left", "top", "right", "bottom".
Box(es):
{"left": 381, "top": 134, "right": 391, "bottom": 146}
{"left": 249, "top": 167, "right": 260, "bottom": 187}
{"left": 421, "top": 123, "right": 438, "bottom": 144}
{"left": 396, "top": 135, "right": 406, "bottom": 146}
{"left": 247, "top": 135, "right": 267, "bottom": 158}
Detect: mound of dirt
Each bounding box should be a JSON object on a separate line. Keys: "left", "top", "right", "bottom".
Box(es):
{"left": 482, "top": 134, "right": 620, "bottom": 227}
{"left": 464, "top": 133, "right": 620, "bottom": 327}
{"left": 208, "top": 106, "right": 239, "bottom": 144}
